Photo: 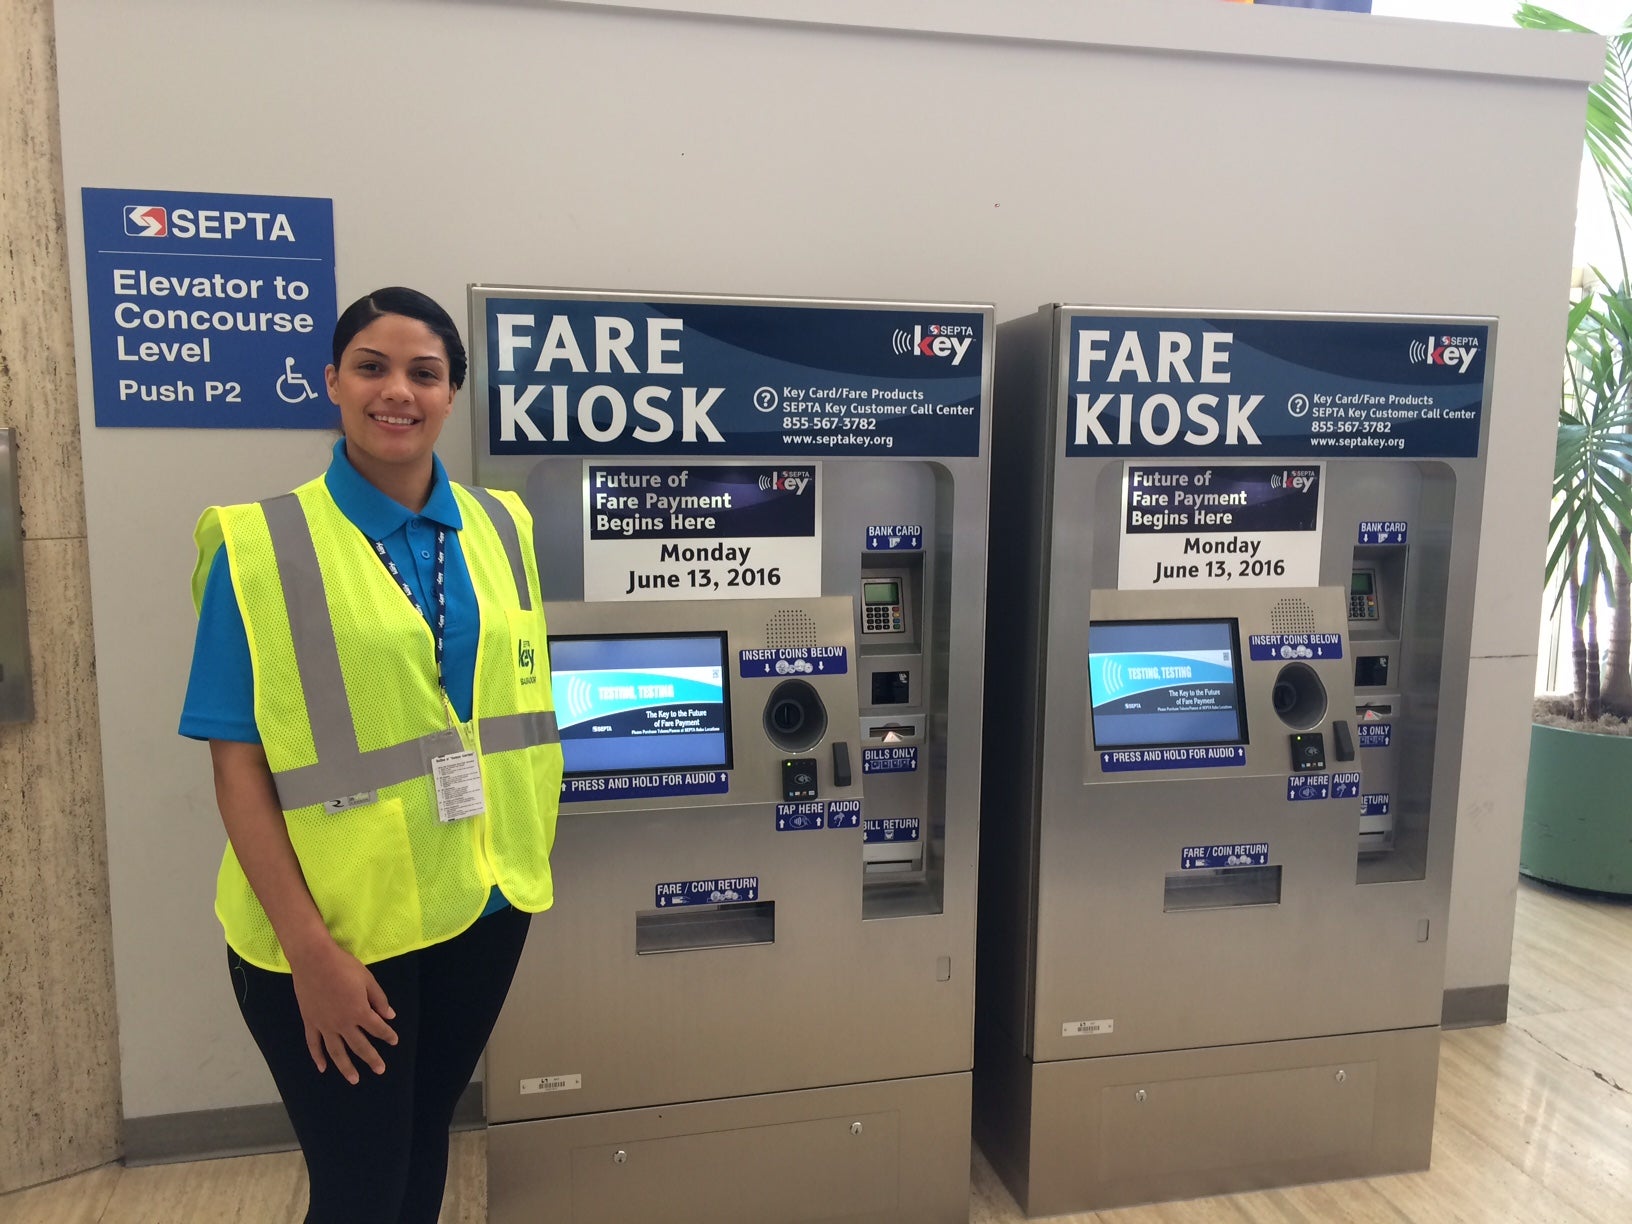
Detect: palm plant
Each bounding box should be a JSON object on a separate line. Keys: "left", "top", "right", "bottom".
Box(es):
{"left": 1519, "top": 5, "right": 1632, "bottom": 719}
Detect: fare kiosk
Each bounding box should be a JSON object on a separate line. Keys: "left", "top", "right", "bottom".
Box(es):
{"left": 976, "top": 307, "right": 1491, "bottom": 1215}
{"left": 472, "top": 288, "right": 992, "bottom": 1224}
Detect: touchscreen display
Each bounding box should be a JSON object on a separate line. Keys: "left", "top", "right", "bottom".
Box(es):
{"left": 550, "top": 633, "right": 732, "bottom": 775}
{"left": 1088, "top": 619, "right": 1246, "bottom": 748}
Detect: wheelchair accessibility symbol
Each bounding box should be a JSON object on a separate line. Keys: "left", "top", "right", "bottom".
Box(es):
{"left": 276, "top": 356, "right": 319, "bottom": 403}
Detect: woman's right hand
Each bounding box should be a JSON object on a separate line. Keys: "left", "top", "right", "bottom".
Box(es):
{"left": 287, "top": 936, "right": 399, "bottom": 1084}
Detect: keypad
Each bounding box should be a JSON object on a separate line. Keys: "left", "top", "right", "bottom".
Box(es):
{"left": 864, "top": 605, "right": 903, "bottom": 633}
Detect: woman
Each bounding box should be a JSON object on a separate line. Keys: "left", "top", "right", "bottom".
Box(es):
{"left": 180, "top": 287, "right": 562, "bottom": 1223}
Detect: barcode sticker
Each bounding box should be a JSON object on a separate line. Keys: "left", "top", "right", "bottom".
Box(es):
{"left": 1063, "top": 1019, "right": 1114, "bottom": 1037}
{"left": 520, "top": 1074, "right": 581, "bottom": 1095}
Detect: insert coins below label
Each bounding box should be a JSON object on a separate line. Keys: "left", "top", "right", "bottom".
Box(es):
{"left": 655, "top": 877, "right": 759, "bottom": 907}
{"left": 1101, "top": 746, "right": 1246, "bottom": 772}
{"left": 1248, "top": 633, "right": 1343, "bottom": 661}
{"left": 1182, "top": 843, "right": 1269, "bottom": 870}
{"left": 561, "top": 770, "right": 728, "bottom": 803}
{"left": 739, "top": 646, "right": 847, "bottom": 677}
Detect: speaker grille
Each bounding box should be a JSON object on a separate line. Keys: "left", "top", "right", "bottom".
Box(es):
{"left": 765, "top": 609, "right": 818, "bottom": 649}
{"left": 1269, "top": 598, "right": 1316, "bottom": 634}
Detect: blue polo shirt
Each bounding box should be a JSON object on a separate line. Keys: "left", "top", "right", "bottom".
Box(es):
{"left": 181, "top": 439, "right": 508, "bottom": 916}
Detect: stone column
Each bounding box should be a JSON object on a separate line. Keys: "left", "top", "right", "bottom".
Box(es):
{"left": 0, "top": 0, "right": 122, "bottom": 1192}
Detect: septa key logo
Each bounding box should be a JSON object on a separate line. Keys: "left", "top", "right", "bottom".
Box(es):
{"left": 1407, "top": 333, "right": 1480, "bottom": 374}
{"left": 757, "top": 469, "right": 812, "bottom": 495}
{"left": 123, "top": 205, "right": 167, "bottom": 238}
{"left": 890, "top": 323, "right": 975, "bottom": 366}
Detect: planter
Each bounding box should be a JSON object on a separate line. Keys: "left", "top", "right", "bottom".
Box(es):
{"left": 1521, "top": 722, "right": 1632, "bottom": 894}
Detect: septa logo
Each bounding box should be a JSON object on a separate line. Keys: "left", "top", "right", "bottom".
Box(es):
{"left": 1269, "top": 469, "right": 1318, "bottom": 493}
{"left": 890, "top": 323, "right": 975, "bottom": 366}
{"left": 1408, "top": 333, "right": 1479, "bottom": 374}
{"left": 123, "top": 205, "right": 167, "bottom": 237}
{"left": 757, "top": 469, "right": 812, "bottom": 495}
{"left": 517, "top": 638, "right": 537, "bottom": 684}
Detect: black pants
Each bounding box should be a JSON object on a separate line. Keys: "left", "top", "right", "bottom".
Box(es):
{"left": 230, "top": 905, "right": 531, "bottom": 1224}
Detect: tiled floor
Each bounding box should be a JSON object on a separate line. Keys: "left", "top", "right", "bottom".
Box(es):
{"left": 5, "top": 876, "right": 1630, "bottom": 1222}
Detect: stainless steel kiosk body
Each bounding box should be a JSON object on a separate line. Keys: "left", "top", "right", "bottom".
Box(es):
{"left": 977, "top": 306, "right": 1492, "bottom": 1215}
{"left": 472, "top": 288, "right": 993, "bottom": 1223}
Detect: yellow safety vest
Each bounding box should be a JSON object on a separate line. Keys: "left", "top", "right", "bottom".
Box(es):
{"left": 192, "top": 476, "right": 561, "bottom": 971}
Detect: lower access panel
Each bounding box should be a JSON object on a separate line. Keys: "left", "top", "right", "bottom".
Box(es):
{"left": 1017, "top": 1027, "right": 1438, "bottom": 1217}
{"left": 487, "top": 1072, "right": 971, "bottom": 1224}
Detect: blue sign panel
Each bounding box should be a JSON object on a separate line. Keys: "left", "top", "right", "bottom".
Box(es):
{"left": 1332, "top": 772, "right": 1363, "bottom": 800}
{"left": 1125, "top": 464, "right": 1320, "bottom": 535}
{"left": 1288, "top": 774, "right": 1332, "bottom": 801}
{"left": 483, "top": 296, "right": 984, "bottom": 457}
{"left": 1359, "top": 723, "right": 1393, "bottom": 749}
{"left": 1362, "top": 793, "right": 1392, "bottom": 817}
{"left": 589, "top": 465, "right": 813, "bottom": 540}
{"left": 81, "top": 188, "right": 336, "bottom": 428}
{"left": 866, "top": 524, "right": 924, "bottom": 551}
{"left": 863, "top": 746, "right": 919, "bottom": 774}
{"left": 775, "top": 801, "right": 826, "bottom": 831}
{"left": 864, "top": 817, "right": 921, "bottom": 844}
{"left": 654, "top": 876, "right": 759, "bottom": 908}
{"left": 827, "top": 799, "right": 863, "bottom": 829}
{"left": 1101, "top": 746, "right": 1247, "bottom": 772}
{"left": 739, "top": 646, "right": 848, "bottom": 678}
{"left": 1065, "top": 315, "right": 1487, "bottom": 458}
{"left": 1249, "top": 633, "right": 1344, "bottom": 661}
{"left": 561, "top": 769, "right": 729, "bottom": 803}
{"left": 1181, "top": 842, "right": 1270, "bottom": 870}
{"left": 1359, "top": 520, "right": 1409, "bottom": 545}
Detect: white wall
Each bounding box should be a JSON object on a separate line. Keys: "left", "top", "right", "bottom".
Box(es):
{"left": 52, "top": 0, "right": 1597, "bottom": 1117}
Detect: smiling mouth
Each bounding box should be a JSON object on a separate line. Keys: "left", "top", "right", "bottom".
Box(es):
{"left": 369, "top": 412, "right": 419, "bottom": 427}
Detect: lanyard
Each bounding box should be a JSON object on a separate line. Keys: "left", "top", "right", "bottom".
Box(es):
{"left": 367, "top": 529, "right": 448, "bottom": 696}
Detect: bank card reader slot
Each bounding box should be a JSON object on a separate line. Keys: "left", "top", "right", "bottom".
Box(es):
{"left": 1349, "top": 568, "right": 1380, "bottom": 622}
{"left": 861, "top": 575, "right": 907, "bottom": 635}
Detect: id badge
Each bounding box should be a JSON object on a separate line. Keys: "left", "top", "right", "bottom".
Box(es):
{"left": 431, "top": 750, "right": 486, "bottom": 823}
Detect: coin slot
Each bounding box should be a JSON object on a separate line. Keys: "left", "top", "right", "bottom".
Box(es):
{"left": 763, "top": 679, "right": 828, "bottom": 752}
{"left": 1271, "top": 662, "right": 1328, "bottom": 730}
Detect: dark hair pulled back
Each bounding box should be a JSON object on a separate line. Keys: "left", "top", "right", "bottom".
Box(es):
{"left": 331, "top": 287, "right": 467, "bottom": 390}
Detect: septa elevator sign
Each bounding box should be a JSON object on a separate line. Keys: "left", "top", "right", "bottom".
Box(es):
{"left": 81, "top": 188, "right": 337, "bottom": 428}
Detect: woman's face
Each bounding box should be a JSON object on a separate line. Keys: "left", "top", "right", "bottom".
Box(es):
{"left": 326, "top": 313, "right": 456, "bottom": 475}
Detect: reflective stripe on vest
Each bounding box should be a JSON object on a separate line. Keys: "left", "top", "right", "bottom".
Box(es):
{"left": 464, "top": 486, "right": 532, "bottom": 612}
{"left": 259, "top": 491, "right": 559, "bottom": 811}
